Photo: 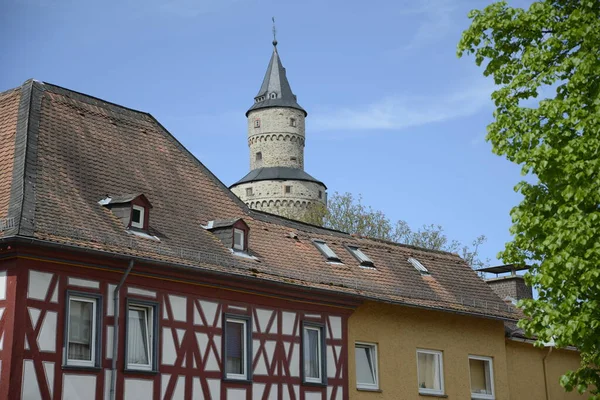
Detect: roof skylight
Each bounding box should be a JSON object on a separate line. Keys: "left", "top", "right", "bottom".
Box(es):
{"left": 313, "top": 240, "right": 341, "bottom": 262}
{"left": 408, "top": 257, "right": 430, "bottom": 275}
{"left": 347, "top": 246, "right": 374, "bottom": 268}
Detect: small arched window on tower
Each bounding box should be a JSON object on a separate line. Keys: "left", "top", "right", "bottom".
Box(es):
{"left": 270, "top": 93, "right": 277, "bottom": 99}
{"left": 254, "top": 119, "right": 260, "bottom": 128}
{"left": 256, "top": 152, "right": 262, "bottom": 161}
{"left": 290, "top": 118, "right": 297, "bottom": 127}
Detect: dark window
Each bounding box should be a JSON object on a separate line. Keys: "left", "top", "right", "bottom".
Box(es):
{"left": 246, "top": 188, "right": 253, "bottom": 196}
{"left": 254, "top": 119, "right": 260, "bottom": 128}
{"left": 131, "top": 205, "right": 145, "bottom": 229}
{"left": 285, "top": 186, "right": 292, "bottom": 194}
{"left": 290, "top": 118, "right": 297, "bottom": 127}
{"left": 290, "top": 157, "right": 297, "bottom": 161}
{"left": 318, "top": 190, "right": 322, "bottom": 199}
{"left": 256, "top": 152, "right": 262, "bottom": 161}
{"left": 302, "top": 322, "right": 326, "bottom": 385}
{"left": 223, "top": 315, "right": 252, "bottom": 381}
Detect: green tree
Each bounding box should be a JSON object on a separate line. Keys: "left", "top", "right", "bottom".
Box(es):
{"left": 458, "top": 1, "right": 600, "bottom": 396}
{"left": 303, "top": 192, "right": 489, "bottom": 268}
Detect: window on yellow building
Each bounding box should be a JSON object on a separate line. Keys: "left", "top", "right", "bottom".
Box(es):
{"left": 416, "top": 349, "right": 444, "bottom": 395}
{"left": 355, "top": 342, "right": 378, "bottom": 390}
{"left": 469, "top": 355, "right": 495, "bottom": 399}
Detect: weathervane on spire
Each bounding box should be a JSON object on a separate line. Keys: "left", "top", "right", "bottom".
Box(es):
{"left": 272, "top": 17, "right": 278, "bottom": 47}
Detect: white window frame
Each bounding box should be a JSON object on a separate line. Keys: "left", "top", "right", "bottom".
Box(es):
{"left": 469, "top": 355, "right": 495, "bottom": 399}
{"left": 348, "top": 246, "right": 374, "bottom": 267}
{"left": 355, "top": 342, "right": 379, "bottom": 390}
{"left": 313, "top": 240, "right": 340, "bottom": 262}
{"left": 416, "top": 349, "right": 444, "bottom": 396}
{"left": 126, "top": 304, "right": 154, "bottom": 371}
{"left": 303, "top": 325, "right": 323, "bottom": 384}
{"left": 131, "top": 205, "right": 145, "bottom": 229}
{"left": 225, "top": 317, "right": 248, "bottom": 380}
{"left": 233, "top": 228, "right": 245, "bottom": 251}
{"left": 66, "top": 296, "right": 97, "bottom": 367}
{"left": 408, "top": 257, "right": 430, "bottom": 275}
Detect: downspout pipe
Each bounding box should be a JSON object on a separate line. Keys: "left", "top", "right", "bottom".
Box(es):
{"left": 109, "top": 259, "right": 135, "bottom": 400}
{"left": 543, "top": 346, "right": 553, "bottom": 400}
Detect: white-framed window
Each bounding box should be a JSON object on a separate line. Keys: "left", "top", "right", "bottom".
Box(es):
{"left": 126, "top": 303, "right": 156, "bottom": 371}
{"left": 66, "top": 294, "right": 100, "bottom": 367}
{"left": 408, "top": 257, "right": 430, "bottom": 275}
{"left": 224, "top": 316, "right": 250, "bottom": 380}
{"left": 469, "top": 355, "right": 495, "bottom": 399}
{"left": 233, "top": 228, "right": 245, "bottom": 251}
{"left": 347, "top": 246, "right": 374, "bottom": 268}
{"left": 313, "top": 240, "right": 341, "bottom": 262}
{"left": 355, "top": 342, "right": 378, "bottom": 390}
{"left": 302, "top": 323, "right": 324, "bottom": 384}
{"left": 131, "top": 205, "right": 145, "bottom": 229}
{"left": 417, "top": 349, "right": 444, "bottom": 395}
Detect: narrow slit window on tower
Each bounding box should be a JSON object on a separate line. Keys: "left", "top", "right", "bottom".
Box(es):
{"left": 254, "top": 119, "right": 260, "bottom": 128}
{"left": 318, "top": 190, "right": 322, "bottom": 199}
{"left": 246, "top": 187, "right": 253, "bottom": 196}
{"left": 284, "top": 185, "right": 292, "bottom": 194}
{"left": 408, "top": 257, "right": 430, "bottom": 275}
{"left": 290, "top": 157, "right": 297, "bottom": 161}
{"left": 256, "top": 152, "right": 262, "bottom": 161}
{"left": 290, "top": 118, "right": 297, "bottom": 127}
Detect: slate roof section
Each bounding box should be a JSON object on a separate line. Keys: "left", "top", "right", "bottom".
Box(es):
{"left": 0, "top": 86, "right": 21, "bottom": 233}
{"left": 230, "top": 166, "right": 326, "bottom": 188}
{"left": 246, "top": 45, "right": 306, "bottom": 116}
{"left": 0, "top": 79, "right": 518, "bottom": 321}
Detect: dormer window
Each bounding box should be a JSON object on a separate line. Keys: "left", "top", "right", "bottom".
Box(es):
{"left": 233, "top": 228, "right": 245, "bottom": 251}
{"left": 270, "top": 93, "right": 277, "bottom": 99}
{"left": 313, "top": 240, "right": 341, "bottom": 262}
{"left": 408, "top": 257, "right": 430, "bottom": 275}
{"left": 347, "top": 246, "right": 374, "bottom": 268}
{"left": 131, "top": 205, "right": 145, "bottom": 229}
{"left": 204, "top": 218, "right": 250, "bottom": 254}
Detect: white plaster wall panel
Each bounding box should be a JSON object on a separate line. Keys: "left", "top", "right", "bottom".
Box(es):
{"left": 199, "top": 300, "right": 218, "bottom": 326}
{"left": 106, "top": 326, "right": 113, "bottom": 359}
{"left": 327, "top": 345, "right": 336, "bottom": 378}
{"left": 176, "top": 328, "right": 185, "bottom": 346}
{"left": 28, "top": 270, "right": 53, "bottom": 300}
{"left": 195, "top": 332, "right": 209, "bottom": 358}
{"left": 293, "top": 385, "right": 299, "bottom": 400}
{"left": 67, "top": 277, "right": 99, "bottom": 289}
{"left": 192, "top": 377, "right": 203, "bottom": 400}
{"left": 161, "top": 374, "right": 170, "bottom": 400}
{"left": 163, "top": 302, "right": 168, "bottom": 319}
{"left": 38, "top": 311, "right": 57, "bottom": 352}
{"left": 107, "top": 284, "right": 116, "bottom": 316}
{"left": 24, "top": 336, "right": 29, "bottom": 350}
{"left": 334, "top": 386, "right": 343, "bottom": 400}
{"left": 254, "top": 352, "right": 268, "bottom": 376}
{"left": 327, "top": 386, "right": 332, "bottom": 400}
{"left": 22, "top": 360, "right": 42, "bottom": 400}
{"left": 213, "top": 335, "right": 221, "bottom": 355}
{"left": 104, "top": 371, "right": 112, "bottom": 400}
{"left": 28, "top": 307, "right": 41, "bottom": 329}
{"left": 265, "top": 340, "right": 276, "bottom": 370}
{"left": 252, "top": 339, "right": 261, "bottom": 359}
{"left": 62, "top": 374, "right": 96, "bottom": 400}
{"left": 328, "top": 316, "right": 342, "bottom": 340}
{"left": 193, "top": 303, "right": 202, "bottom": 326}
{"left": 205, "top": 347, "right": 219, "bottom": 372}
{"left": 0, "top": 332, "right": 4, "bottom": 350}
{"left": 227, "top": 388, "right": 245, "bottom": 399}
{"left": 162, "top": 328, "right": 177, "bottom": 365}
{"left": 304, "top": 392, "right": 322, "bottom": 400}
{"left": 268, "top": 385, "right": 278, "bottom": 400}
{"left": 50, "top": 284, "right": 58, "bottom": 303}
{"left": 253, "top": 383, "right": 265, "bottom": 400}
{"left": 282, "top": 312, "right": 296, "bottom": 335}
{"left": 286, "top": 342, "right": 299, "bottom": 378}
{"left": 124, "top": 379, "right": 153, "bottom": 400}
{"left": 268, "top": 313, "right": 278, "bottom": 334}
{"left": 335, "top": 346, "right": 342, "bottom": 377}
{"left": 169, "top": 295, "right": 187, "bottom": 322}
{"left": 256, "top": 309, "right": 273, "bottom": 333}
{"left": 172, "top": 376, "right": 185, "bottom": 400}
{"left": 0, "top": 307, "right": 4, "bottom": 321}
{"left": 0, "top": 270, "right": 6, "bottom": 300}
{"left": 43, "top": 361, "right": 54, "bottom": 399}
{"left": 207, "top": 379, "right": 220, "bottom": 400}
{"left": 127, "top": 286, "right": 156, "bottom": 298}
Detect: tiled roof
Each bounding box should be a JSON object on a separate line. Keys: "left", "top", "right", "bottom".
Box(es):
{"left": 0, "top": 80, "right": 517, "bottom": 321}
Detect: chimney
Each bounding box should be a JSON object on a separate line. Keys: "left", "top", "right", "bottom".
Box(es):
{"left": 477, "top": 264, "right": 532, "bottom": 303}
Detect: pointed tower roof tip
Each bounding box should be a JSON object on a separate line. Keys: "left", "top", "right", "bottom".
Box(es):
{"left": 246, "top": 23, "right": 306, "bottom": 117}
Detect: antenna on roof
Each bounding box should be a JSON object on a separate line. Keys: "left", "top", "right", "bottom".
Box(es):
{"left": 272, "top": 16, "right": 278, "bottom": 47}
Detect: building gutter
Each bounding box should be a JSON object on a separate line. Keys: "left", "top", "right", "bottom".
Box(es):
{"left": 543, "top": 346, "right": 553, "bottom": 400}
{"left": 109, "top": 259, "right": 135, "bottom": 400}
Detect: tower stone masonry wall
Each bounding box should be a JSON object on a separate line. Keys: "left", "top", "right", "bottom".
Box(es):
{"left": 231, "top": 179, "right": 326, "bottom": 219}
{"left": 248, "top": 108, "right": 305, "bottom": 170}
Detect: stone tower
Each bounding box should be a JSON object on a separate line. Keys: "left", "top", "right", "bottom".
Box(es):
{"left": 230, "top": 39, "right": 327, "bottom": 220}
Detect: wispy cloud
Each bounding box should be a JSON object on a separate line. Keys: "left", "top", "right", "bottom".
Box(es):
{"left": 311, "top": 81, "right": 495, "bottom": 132}
{"left": 403, "top": 0, "right": 459, "bottom": 50}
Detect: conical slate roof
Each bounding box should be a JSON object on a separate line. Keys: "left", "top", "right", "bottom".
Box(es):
{"left": 246, "top": 44, "right": 306, "bottom": 116}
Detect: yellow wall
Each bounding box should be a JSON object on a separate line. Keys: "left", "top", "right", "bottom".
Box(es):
{"left": 348, "top": 301, "right": 510, "bottom": 400}
{"left": 505, "top": 340, "right": 585, "bottom": 400}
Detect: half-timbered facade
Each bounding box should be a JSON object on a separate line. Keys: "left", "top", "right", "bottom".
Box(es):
{"left": 0, "top": 79, "right": 517, "bottom": 400}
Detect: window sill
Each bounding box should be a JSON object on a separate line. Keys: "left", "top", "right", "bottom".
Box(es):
{"left": 222, "top": 377, "right": 253, "bottom": 385}
{"left": 302, "top": 381, "right": 328, "bottom": 388}
{"left": 357, "top": 387, "right": 382, "bottom": 393}
{"left": 124, "top": 368, "right": 159, "bottom": 375}
{"left": 61, "top": 365, "right": 102, "bottom": 372}
{"left": 418, "top": 393, "right": 448, "bottom": 398}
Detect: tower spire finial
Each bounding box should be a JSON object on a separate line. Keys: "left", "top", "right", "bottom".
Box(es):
{"left": 272, "top": 17, "right": 277, "bottom": 47}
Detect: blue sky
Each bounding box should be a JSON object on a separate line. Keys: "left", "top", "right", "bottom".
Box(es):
{"left": 1, "top": 0, "right": 532, "bottom": 266}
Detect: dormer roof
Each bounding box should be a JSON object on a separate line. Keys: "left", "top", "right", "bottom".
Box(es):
{"left": 246, "top": 44, "right": 306, "bottom": 117}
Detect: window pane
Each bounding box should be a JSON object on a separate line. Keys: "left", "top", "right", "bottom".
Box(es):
{"left": 226, "top": 321, "right": 245, "bottom": 375}
{"left": 355, "top": 346, "right": 376, "bottom": 385}
{"left": 315, "top": 242, "right": 338, "bottom": 260}
{"left": 418, "top": 352, "right": 441, "bottom": 391}
{"left": 68, "top": 300, "right": 93, "bottom": 361}
{"left": 234, "top": 229, "right": 244, "bottom": 249}
{"left": 132, "top": 208, "right": 141, "bottom": 223}
{"left": 128, "top": 308, "right": 149, "bottom": 365}
{"left": 304, "top": 328, "right": 320, "bottom": 379}
{"left": 470, "top": 359, "right": 492, "bottom": 395}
